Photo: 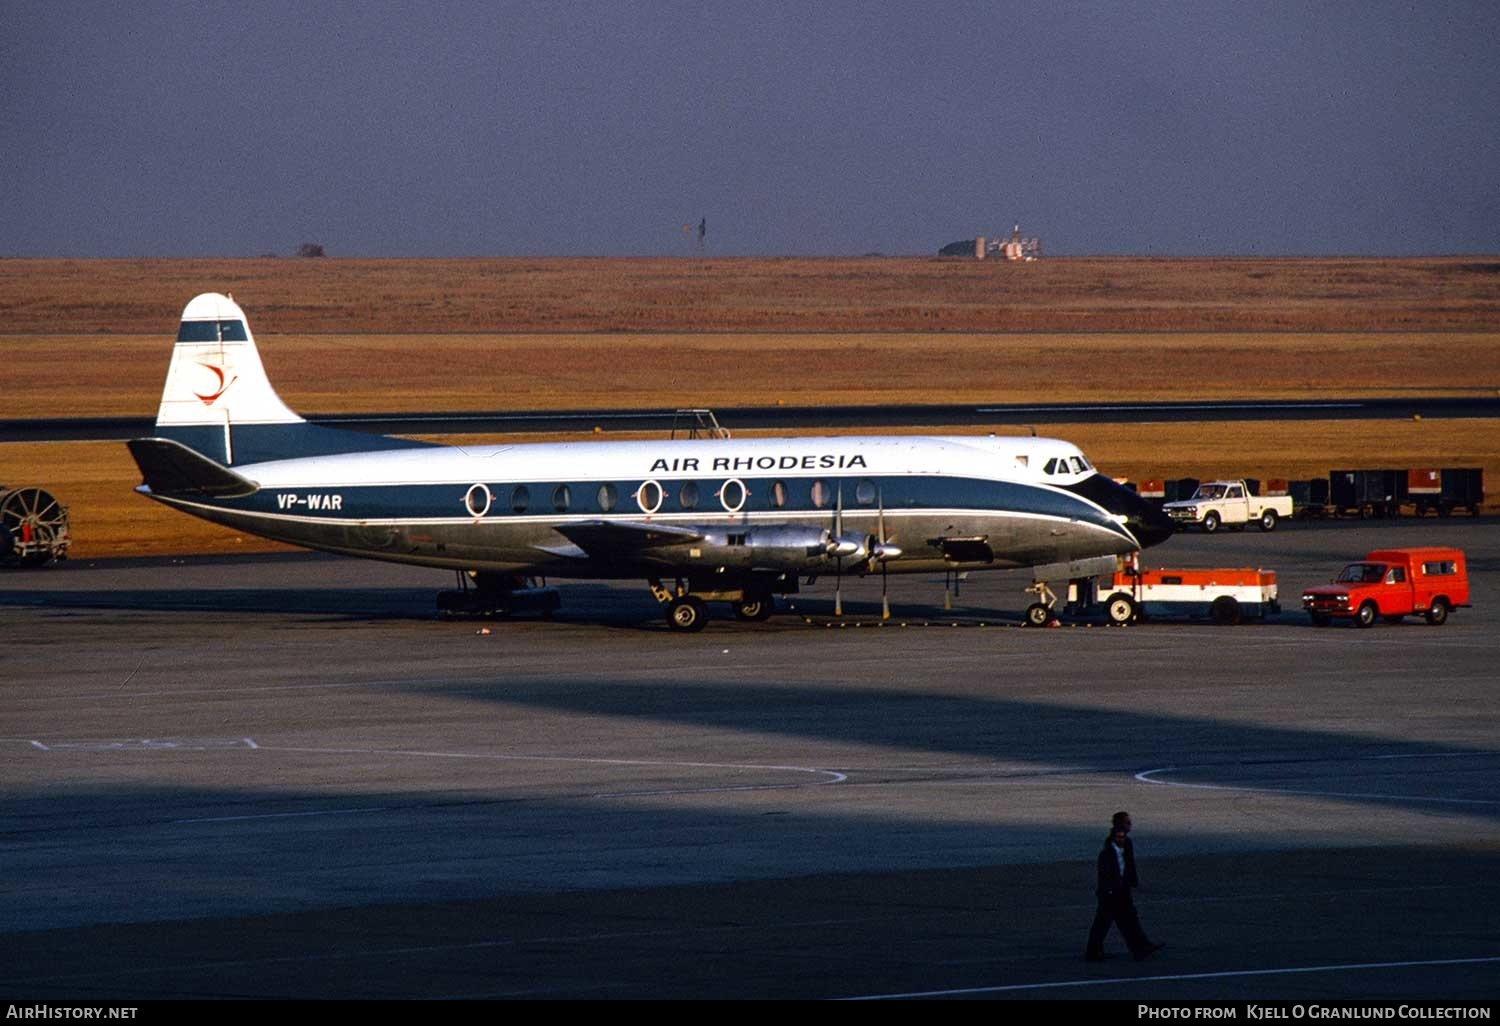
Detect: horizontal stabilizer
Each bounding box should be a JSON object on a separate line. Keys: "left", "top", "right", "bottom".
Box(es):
{"left": 127, "top": 437, "right": 260, "bottom": 498}
{"left": 554, "top": 519, "right": 705, "bottom": 558}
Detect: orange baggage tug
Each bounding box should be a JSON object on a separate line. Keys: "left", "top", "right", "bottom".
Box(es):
{"left": 1075, "top": 561, "right": 1280, "bottom": 625}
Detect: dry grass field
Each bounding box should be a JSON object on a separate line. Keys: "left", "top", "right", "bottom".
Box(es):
{"left": 5, "top": 330, "right": 1499, "bottom": 419}
{"left": 2, "top": 256, "right": 1499, "bottom": 334}
{"left": 1, "top": 257, "right": 1496, "bottom": 558}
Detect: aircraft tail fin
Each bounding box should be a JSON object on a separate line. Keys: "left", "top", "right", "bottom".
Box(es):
{"left": 148, "top": 293, "right": 431, "bottom": 465}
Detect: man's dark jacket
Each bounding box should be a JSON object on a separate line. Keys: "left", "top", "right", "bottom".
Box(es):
{"left": 1096, "top": 835, "right": 1138, "bottom": 898}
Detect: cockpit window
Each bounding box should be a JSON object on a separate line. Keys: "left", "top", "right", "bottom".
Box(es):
{"left": 1070, "top": 457, "right": 1087, "bottom": 474}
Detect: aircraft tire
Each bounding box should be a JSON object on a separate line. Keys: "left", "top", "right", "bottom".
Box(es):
{"left": 667, "top": 595, "right": 710, "bottom": 632}
{"left": 732, "top": 595, "right": 775, "bottom": 621}
{"left": 1023, "top": 602, "right": 1052, "bottom": 627}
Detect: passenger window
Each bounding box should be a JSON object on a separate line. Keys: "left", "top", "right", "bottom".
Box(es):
{"left": 1422, "top": 561, "right": 1455, "bottom": 576}
{"left": 770, "top": 480, "right": 788, "bottom": 508}
{"left": 551, "top": 484, "right": 571, "bottom": 513}
{"left": 719, "top": 478, "right": 747, "bottom": 513}
{"left": 679, "top": 481, "right": 700, "bottom": 510}
{"left": 596, "top": 483, "right": 618, "bottom": 512}
{"left": 810, "top": 479, "right": 831, "bottom": 509}
{"left": 855, "top": 480, "right": 877, "bottom": 506}
{"left": 1227, "top": 486, "right": 1243, "bottom": 499}
{"left": 510, "top": 485, "right": 530, "bottom": 514}
{"left": 1386, "top": 568, "right": 1406, "bottom": 584}
{"left": 465, "top": 484, "right": 492, "bottom": 518}
{"left": 636, "top": 480, "right": 663, "bottom": 514}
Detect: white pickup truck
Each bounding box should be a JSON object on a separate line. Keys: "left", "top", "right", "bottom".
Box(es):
{"left": 1162, "top": 480, "right": 1293, "bottom": 533}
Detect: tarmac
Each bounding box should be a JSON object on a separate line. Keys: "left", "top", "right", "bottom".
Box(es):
{"left": 1, "top": 518, "right": 1497, "bottom": 999}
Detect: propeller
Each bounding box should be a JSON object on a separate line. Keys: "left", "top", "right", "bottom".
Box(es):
{"left": 834, "top": 482, "right": 844, "bottom": 616}
{"left": 877, "top": 491, "right": 889, "bottom": 620}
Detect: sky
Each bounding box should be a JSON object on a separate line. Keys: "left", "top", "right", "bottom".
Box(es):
{"left": 3, "top": 1, "right": 1497, "bottom": 257}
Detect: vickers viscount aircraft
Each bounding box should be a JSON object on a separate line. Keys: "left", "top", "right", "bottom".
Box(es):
{"left": 128, "top": 294, "right": 1173, "bottom": 630}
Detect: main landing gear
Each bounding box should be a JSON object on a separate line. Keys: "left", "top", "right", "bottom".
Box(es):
{"left": 649, "top": 575, "right": 790, "bottom": 632}
{"left": 437, "top": 571, "right": 561, "bottom": 619}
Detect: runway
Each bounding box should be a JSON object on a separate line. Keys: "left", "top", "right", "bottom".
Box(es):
{"left": 5, "top": 395, "right": 1499, "bottom": 442}
{"left": 1, "top": 518, "right": 1497, "bottom": 999}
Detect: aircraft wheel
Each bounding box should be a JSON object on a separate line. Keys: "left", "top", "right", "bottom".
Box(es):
{"left": 1104, "top": 592, "right": 1137, "bottom": 625}
{"left": 1210, "top": 596, "right": 1242, "bottom": 625}
{"left": 733, "top": 595, "right": 775, "bottom": 621}
{"left": 666, "top": 595, "right": 710, "bottom": 632}
{"left": 1425, "top": 597, "right": 1449, "bottom": 626}
{"left": 1023, "top": 602, "right": 1052, "bottom": 627}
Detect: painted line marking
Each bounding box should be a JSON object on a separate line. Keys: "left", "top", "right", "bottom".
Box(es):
{"left": 976, "top": 402, "right": 1365, "bottom": 414}
{"left": 256, "top": 743, "right": 849, "bottom": 793}
{"left": 176, "top": 807, "right": 390, "bottom": 824}
{"left": 839, "top": 954, "right": 1500, "bottom": 1000}
{"left": 1137, "top": 751, "right": 1500, "bottom": 807}
{"left": 21, "top": 737, "right": 261, "bottom": 752}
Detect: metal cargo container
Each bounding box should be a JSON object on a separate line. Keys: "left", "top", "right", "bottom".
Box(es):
{"left": 1329, "top": 469, "right": 1407, "bottom": 518}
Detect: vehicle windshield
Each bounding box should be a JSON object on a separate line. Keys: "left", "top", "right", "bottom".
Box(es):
{"left": 1194, "top": 484, "right": 1227, "bottom": 499}
{"left": 1336, "top": 563, "right": 1386, "bottom": 584}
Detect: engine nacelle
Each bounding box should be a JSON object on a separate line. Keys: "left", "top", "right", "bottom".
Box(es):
{"left": 688, "top": 524, "right": 841, "bottom": 571}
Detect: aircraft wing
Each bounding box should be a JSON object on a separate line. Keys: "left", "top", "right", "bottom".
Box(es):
{"left": 551, "top": 519, "right": 706, "bottom": 559}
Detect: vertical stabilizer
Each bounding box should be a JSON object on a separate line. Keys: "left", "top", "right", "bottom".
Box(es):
{"left": 154, "top": 293, "right": 301, "bottom": 464}
{"left": 144, "top": 293, "right": 433, "bottom": 466}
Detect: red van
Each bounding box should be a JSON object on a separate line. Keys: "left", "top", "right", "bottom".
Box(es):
{"left": 1302, "top": 547, "right": 1469, "bottom": 627}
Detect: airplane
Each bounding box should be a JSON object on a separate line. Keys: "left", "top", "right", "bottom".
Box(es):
{"left": 128, "top": 293, "right": 1174, "bottom": 631}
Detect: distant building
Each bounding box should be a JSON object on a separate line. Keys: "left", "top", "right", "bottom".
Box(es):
{"left": 937, "top": 225, "right": 1041, "bottom": 260}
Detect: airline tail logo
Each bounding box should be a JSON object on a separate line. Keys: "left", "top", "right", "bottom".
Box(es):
{"left": 192, "top": 362, "right": 238, "bottom": 405}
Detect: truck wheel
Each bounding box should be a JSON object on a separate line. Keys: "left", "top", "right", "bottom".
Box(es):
{"left": 1210, "top": 596, "right": 1242, "bottom": 625}
{"left": 1354, "top": 601, "right": 1378, "bottom": 628}
{"left": 1024, "top": 602, "right": 1052, "bottom": 627}
{"left": 1425, "top": 598, "right": 1449, "bottom": 626}
{"left": 1105, "top": 593, "right": 1137, "bottom": 625}
{"left": 1202, "top": 511, "right": 1221, "bottom": 534}
{"left": 1258, "top": 509, "right": 1278, "bottom": 532}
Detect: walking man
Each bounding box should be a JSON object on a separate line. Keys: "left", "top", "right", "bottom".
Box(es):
{"left": 1085, "top": 811, "right": 1165, "bottom": 961}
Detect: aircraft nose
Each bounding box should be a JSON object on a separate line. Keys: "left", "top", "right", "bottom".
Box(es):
{"left": 1127, "top": 496, "right": 1175, "bottom": 549}
{"left": 1065, "top": 474, "right": 1175, "bottom": 550}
